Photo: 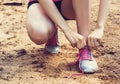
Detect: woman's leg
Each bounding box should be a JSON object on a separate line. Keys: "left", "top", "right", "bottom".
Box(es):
{"left": 61, "top": 0, "right": 98, "bottom": 73}
{"left": 27, "top": 3, "right": 56, "bottom": 45}
{"left": 72, "top": 0, "right": 90, "bottom": 39}
{"left": 61, "top": 0, "right": 89, "bottom": 39}
{"left": 61, "top": 0, "right": 75, "bottom": 20}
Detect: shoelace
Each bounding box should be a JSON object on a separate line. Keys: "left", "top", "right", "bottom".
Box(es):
{"left": 68, "top": 47, "right": 92, "bottom": 78}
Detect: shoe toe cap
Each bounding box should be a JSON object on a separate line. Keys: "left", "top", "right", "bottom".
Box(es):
{"left": 81, "top": 60, "right": 98, "bottom": 73}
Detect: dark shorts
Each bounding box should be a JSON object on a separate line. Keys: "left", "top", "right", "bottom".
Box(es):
{"left": 28, "top": 1, "right": 68, "bottom": 20}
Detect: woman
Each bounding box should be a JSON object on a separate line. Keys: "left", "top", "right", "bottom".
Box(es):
{"left": 26, "top": 0, "right": 109, "bottom": 73}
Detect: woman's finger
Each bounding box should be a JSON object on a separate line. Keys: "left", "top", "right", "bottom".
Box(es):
{"left": 94, "top": 39, "right": 98, "bottom": 49}
{"left": 71, "top": 41, "right": 76, "bottom": 48}
{"left": 89, "top": 37, "right": 94, "bottom": 48}
{"left": 76, "top": 37, "right": 82, "bottom": 49}
{"left": 87, "top": 37, "right": 91, "bottom": 48}
{"left": 97, "top": 39, "right": 101, "bottom": 44}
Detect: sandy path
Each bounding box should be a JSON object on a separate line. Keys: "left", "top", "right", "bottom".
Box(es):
{"left": 0, "top": 0, "right": 120, "bottom": 84}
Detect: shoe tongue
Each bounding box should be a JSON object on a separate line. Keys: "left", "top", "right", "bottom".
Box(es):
{"left": 79, "top": 47, "right": 92, "bottom": 60}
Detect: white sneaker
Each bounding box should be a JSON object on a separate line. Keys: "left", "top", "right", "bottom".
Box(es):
{"left": 78, "top": 47, "right": 98, "bottom": 73}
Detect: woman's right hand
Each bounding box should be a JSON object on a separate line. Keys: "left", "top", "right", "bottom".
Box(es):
{"left": 64, "top": 29, "right": 86, "bottom": 49}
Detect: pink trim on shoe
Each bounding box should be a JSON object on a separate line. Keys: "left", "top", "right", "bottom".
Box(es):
{"left": 45, "top": 28, "right": 58, "bottom": 46}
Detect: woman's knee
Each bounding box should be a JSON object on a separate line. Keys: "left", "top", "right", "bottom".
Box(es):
{"left": 30, "top": 34, "right": 48, "bottom": 45}
{"left": 27, "top": 22, "right": 49, "bottom": 45}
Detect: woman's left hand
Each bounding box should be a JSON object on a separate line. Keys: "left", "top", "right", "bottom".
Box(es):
{"left": 87, "top": 27, "right": 104, "bottom": 49}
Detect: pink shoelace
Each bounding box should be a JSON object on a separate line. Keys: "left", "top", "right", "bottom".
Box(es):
{"left": 68, "top": 47, "right": 92, "bottom": 78}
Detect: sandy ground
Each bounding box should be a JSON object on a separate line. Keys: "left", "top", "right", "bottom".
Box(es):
{"left": 0, "top": 0, "right": 120, "bottom": 84}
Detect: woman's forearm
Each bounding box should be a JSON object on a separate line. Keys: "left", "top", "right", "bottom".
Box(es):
{"left": 38, "top": 0, "right": 70, "bottom": 33}
{"left": 96, "top": 0, "right": 110, "bottom": 29}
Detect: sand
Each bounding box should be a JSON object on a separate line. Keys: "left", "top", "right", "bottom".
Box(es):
{"left": 0, "top": 0, "right": 120, "bottom": 84}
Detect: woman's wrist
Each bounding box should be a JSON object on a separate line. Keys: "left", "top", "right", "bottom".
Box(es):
{"left": 58, "top": 23, "right": 72, "bottom": 34}
{"left": 96, "top": 24, "right": 104, "bottom": 30}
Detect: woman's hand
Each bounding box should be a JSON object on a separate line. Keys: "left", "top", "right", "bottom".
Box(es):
{"left": 64, "top": 29, "right": 86, "bottom": 49}
{"left": 88, "top": 27, "right": 104, "bottom": 49}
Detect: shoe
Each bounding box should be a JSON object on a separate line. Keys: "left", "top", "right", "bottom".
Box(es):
{"left": 45, "top": 45, "right": 60, "bottom": 54}
{"left": 44, "top": 28, "right": 60, "bottom": 54}
{"left": 78, "top": 47, "right": 98, "bottom": 73}
{"left": 68, "top": 47, "right": 98, "bottom": 78}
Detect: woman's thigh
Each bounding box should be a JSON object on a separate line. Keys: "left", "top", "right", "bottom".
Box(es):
{"left": 61, "top": 0, "right": 75, "bottom": 20}
{"left": 27, "top": 3, "right": 55, "bottom": 41}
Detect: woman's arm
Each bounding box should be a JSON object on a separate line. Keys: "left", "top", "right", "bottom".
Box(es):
{"left": 38, "top": 0, "right": 69, "bottom": 32}
{"left": 38, "top": 0, "right": 86, "bottom": 49}
{"left": 88, "top": 0, "right": 110, "bottom": 49}
{"left": 96, "top": 0, "right": 110, "bottom": 29}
